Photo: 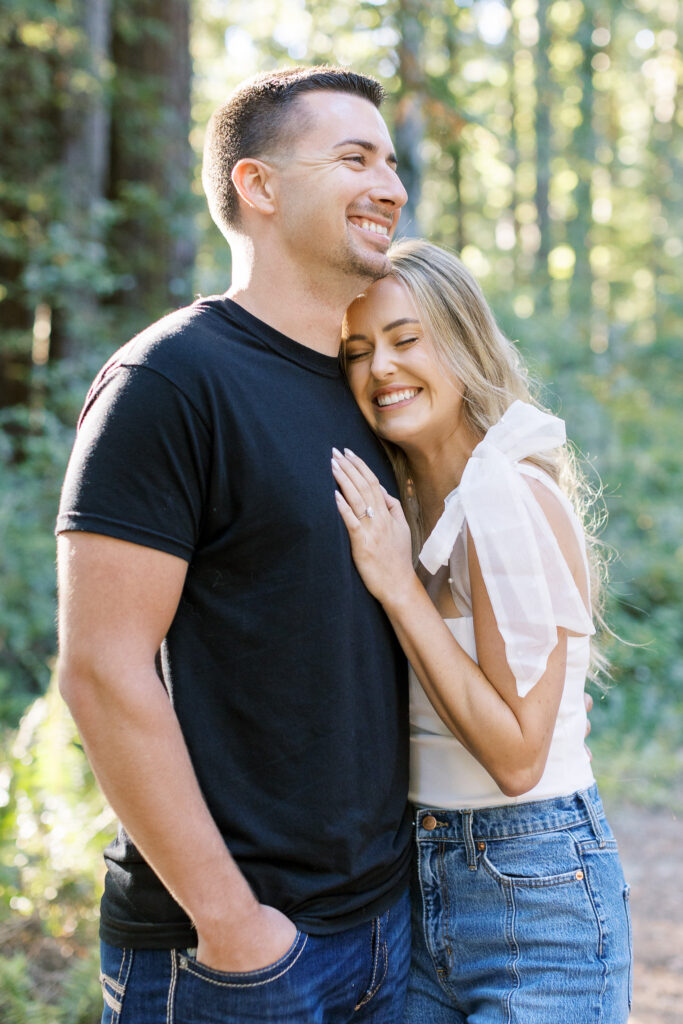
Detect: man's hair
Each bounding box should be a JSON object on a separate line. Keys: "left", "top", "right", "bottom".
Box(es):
{"left": 202, "top": 66, "right": 385, "bottom": 235}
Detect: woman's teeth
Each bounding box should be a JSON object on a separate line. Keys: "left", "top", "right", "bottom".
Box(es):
{"left": 375, "top": 389, "right": 419, "bottom": 407}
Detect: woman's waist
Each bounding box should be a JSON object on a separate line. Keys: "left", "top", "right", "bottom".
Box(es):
{"left": 412, "top": 783, "right": 607, "bottom": 841}
{"left": 408, "top": 726, "right": 595, "bottom": 810}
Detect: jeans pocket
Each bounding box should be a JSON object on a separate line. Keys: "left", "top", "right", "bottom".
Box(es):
{"left": 480, "top": 831, "right": 584, "bottom": 886}
{"left": 173, "top": 932, "right": 309, "bottom": 1024}
{"left": 178, "top": 930, "right": 307, "bottom": 988}
{"left": 99, "top": 945, "right": 134, "bottom": 1023}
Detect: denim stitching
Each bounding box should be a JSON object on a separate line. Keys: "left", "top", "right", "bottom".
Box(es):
{"left": 99, "top": 980, "right": 122, "bottom": 1019}
{"left": 354, "top": 918, "right": 377, "bottom": 1009}
{"left": 461, "top": 810, "right": 477, "bottom": 870}
{"left": 504, "top": 882, "right": 521, "bottom": 1024}
{"left": 177, "top": 933, "right": 308, "bottom": 989}
{"left": 167, "top": 949, "right": 178, "bottom": 1024}
{"left": 429, "top": 815, "right": 594, "bottom": 843}
{"left": 100, "top": 947, "right": 133, "bottom": 1023}
{"left": 623, "top": 885, "right": 633, "bottom": 1011}
{"left": 354, "top": 912, "right": 389, "bottom": 1009}
{"left": 578, "top": 789, "right": 606, "bottom": 848}
{"left": 417, "top": 839, "right": 446, "bottom": 987}
{"left": 438, "top": 842, "right": 453, "bottom": 969}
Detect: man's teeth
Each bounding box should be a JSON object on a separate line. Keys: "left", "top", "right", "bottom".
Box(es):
{"left": 376, "top": 389, "right": 419, "bottom": 407}
{"left": 360, "top": 220, "right": 389, "bottom": 235}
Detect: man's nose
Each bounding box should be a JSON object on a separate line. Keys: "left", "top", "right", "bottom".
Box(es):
{"left": 369, "top": 166, "right": 408, "bottom": 211}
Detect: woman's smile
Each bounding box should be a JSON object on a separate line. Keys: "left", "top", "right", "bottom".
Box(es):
{"left": 343, "top": 276, "right": 464, "bottom": 453}
{"left": 372, "top": 386, "right": 423, "bottom": 409}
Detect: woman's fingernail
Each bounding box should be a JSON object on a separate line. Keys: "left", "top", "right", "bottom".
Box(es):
{"left": 331, "top": 458, "right": 340, "bottom": 470}
{"left": 332, "top": 447, "right": 343, "bottom": 458}
{"left": 344, "top": 448, "right": 355, "bottom": 457}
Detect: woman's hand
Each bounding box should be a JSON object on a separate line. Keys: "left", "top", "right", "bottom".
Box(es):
{"left": 332, "top": 448, "right": 415, "bottom": 606}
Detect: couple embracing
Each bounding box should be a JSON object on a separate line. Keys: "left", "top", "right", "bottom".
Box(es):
{"left": 57, "top": 66, "right": 632, "bottom": 1023}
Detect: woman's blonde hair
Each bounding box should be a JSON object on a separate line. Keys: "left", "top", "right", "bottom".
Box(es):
{"left": 347, "top": 237, "right": 609, "bottom": 678}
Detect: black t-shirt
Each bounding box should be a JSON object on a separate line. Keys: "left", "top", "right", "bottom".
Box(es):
{"left": 57, "top": 297, "right": 412, "bottom": 948}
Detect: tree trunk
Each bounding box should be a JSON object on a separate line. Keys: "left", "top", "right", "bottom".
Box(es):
{"left": 52, "top": 0, "right": 114, "bottom": 360}
{"left": 108, "top": 0, "right": 194, "bottom": 326}
{"left": 393, "top": 0, "right": 424, "bottom": 237}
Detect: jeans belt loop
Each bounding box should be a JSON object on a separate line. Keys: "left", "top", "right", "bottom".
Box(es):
{"left": 578, "top": 788, "right": 606, "bottom": 848}
{"left": 461, "top": 809, "right": 478, "bottom": 870}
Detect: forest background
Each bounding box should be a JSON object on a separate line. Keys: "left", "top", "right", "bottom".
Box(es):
{"left": 0, "top": 0, "right": 681, "bottom": 1020}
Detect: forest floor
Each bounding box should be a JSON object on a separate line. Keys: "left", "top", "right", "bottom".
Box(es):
{"left": 607, "top": 800, "right": 683, "bottom": 1024}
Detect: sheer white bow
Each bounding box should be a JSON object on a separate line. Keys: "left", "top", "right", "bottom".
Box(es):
{"left": 419, "top": 401, "right": 595, "bottom": 697}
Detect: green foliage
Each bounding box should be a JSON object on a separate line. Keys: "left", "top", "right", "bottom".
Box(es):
{"left": 0, "top": 680, "right": 113, "bottom": 1023}
{"left": 0, "top": 354, "right": 105, "bottom": 725}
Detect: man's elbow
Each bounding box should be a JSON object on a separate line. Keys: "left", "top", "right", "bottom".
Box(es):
{"left": 57, "top": 656, "right": 89, "bottom": 715}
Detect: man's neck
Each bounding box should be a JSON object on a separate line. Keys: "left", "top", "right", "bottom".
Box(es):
{"left": 226, "top": 243, "right": 372, "bottom": 358}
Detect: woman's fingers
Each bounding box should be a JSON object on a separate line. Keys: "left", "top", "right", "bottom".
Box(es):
{"left": 331, "top": 455, "right": 365, "bottom": 516}
{"left": 332, "top": 448, "right": 384, "bottom": 515}
{"left": 334, "top": 489, "right": 360, "bottom": 533}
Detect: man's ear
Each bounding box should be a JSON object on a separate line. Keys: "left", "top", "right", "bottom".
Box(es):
{"left": 231, "top": 158, "right": 277, "bottom": 216}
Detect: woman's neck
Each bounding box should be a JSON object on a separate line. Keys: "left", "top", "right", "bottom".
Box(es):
{"left": 404, "top": 423, "right": 481, "bottom": 535}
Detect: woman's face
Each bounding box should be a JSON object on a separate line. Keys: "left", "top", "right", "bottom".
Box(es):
{"left": 343, "top": 276, "right": 465, "bottom": 453}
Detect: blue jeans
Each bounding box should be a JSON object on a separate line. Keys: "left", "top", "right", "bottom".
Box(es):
{"left": 405, "top": 785, "right": 632, "bottom": 1023}
{"left": 99, "top": 887, "right": 410, "bottom": 1023}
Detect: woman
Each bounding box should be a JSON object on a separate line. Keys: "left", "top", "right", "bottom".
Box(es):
{"left": 331, "top": 239, "right": 632, "bottom": 1023}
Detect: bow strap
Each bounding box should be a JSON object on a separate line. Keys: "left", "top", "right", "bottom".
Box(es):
{"left": 419, "top": 401, "right": 594, "bottom": 697}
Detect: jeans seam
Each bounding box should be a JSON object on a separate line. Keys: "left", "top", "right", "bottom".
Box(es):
{"left": 354, "top": 913, "right": 389, "bottom": 1009}
{"left": 504, "top": 882, "right": 521, "bottom": 1024}
{"left": 623, "top": 885, "right": 633, "bottom": 1011}
{"left": 167, "top": 949, "right": 178, "bottom": 1024}
{"left": 101, "top": 946, "right": 133, "bottom": 1023}
{"left": 437, "top": 842, "right": 453, "bottom": 969}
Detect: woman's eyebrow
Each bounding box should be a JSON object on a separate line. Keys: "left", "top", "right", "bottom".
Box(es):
{"left": 383, "top": 318, "right": 420, "bottom": 332}
{"left": 344, "top": 333, "right": 368, "bottom": 342}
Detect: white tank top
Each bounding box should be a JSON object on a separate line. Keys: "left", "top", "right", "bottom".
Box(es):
{"left": 409, "top": 401, "right": 596, "bottom": 809}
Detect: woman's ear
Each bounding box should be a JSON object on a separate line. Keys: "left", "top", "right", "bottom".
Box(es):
{"left": 231, "top": 158, "right": 277, "bottom": 216}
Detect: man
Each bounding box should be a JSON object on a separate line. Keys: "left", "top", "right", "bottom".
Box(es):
{"left": 57, "top": 66, "right": 412, "bottom": 1022}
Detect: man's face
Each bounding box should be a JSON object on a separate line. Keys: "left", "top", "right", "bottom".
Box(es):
{"left": 270, "top": 91, "right": 408, "bottom": 284}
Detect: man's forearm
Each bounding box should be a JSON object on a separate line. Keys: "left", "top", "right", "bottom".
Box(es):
{"left": 61, "top": 662, "right": 258, "bottom": 940}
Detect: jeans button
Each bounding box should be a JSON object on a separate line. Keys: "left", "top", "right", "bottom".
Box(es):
{"left": 423, "top": 815, "right": 437, "bottom": 831}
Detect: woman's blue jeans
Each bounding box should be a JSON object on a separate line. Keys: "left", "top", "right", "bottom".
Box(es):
{"left": 99, "top": 887, "right": 410, "bottom": 1023}
{"left": 405, "top": 785, "right": 632, "bottom": 1023}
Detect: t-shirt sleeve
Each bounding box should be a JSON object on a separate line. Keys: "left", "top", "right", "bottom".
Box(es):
{"left": 56, "top": 365, "right": 211, "bottom": 561}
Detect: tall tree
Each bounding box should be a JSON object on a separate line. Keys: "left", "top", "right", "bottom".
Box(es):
{"left": 393, "top": 0, "right": 424, "bottom": 236}
{"left": 53, "top": 0, "right": 114, "bottom": 359}
{"left": 108, "top": 0, "right": 195, "bottom": 325}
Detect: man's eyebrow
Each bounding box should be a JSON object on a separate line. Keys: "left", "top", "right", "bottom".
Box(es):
{"left": 333, "top": 139, "right": 398, "bottom": 165}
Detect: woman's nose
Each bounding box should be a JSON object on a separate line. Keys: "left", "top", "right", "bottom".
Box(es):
{"left": 370, "top": 348, "right": 396, "bottom": 379}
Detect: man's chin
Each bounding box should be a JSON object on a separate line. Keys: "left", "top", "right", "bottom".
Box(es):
{"left": 344, "top": 248, "right": 392, "bottom": 283}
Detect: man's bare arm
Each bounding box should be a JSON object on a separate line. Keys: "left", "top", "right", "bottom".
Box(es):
{"left": 57, "top": 531, "right": 296, "bottom": 969}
